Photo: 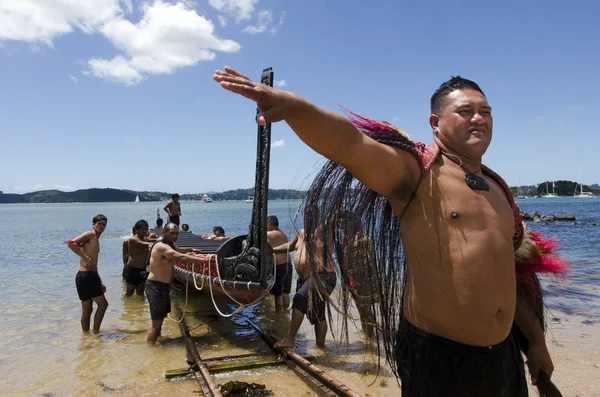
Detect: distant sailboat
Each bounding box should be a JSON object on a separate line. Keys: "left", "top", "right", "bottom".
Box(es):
{"left": 135, "top": 195, "right": 140, "bottom": 203}
{"left": 574, "top": 171, "right": 595, "bottom": 198}
{"left": 541, "top": 180, "right": 558, "bottom": 198}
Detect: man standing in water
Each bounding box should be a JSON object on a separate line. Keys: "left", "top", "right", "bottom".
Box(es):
{"left": 145, "top": 223, "right": 207, "bottom": 345}
{"left": 214, "top": 67, "right": 559, "bottom": 395}
{"left": 67, "top": 214, "right": 109, "bottom": 333}
{"left": 266, "top": 215, "right": 293, "bottom": 312}
{"left": 271, "top": 226, "right": 336, "bottom": 348}
{"left": 124, "top": 220, "right": 153, "bottom": 297}
{"left": 163, "top": 194, "right": 181, "bottom": 226}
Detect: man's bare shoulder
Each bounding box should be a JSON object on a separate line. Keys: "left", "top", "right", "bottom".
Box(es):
{"left": 80, "top": 231, "right": 96, "bottom": 242}
{"left": 267, "top": 229, "right": 287, "bottom": 238}
{"left": 153, "top": 242, "right": 169, "bottom": 254}
{"left": 130, "top": 236, "right": 150, "bottom": 246}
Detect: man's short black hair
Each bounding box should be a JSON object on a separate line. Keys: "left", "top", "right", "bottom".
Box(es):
{"left": 213, "top": 226, "right": 225, "bottom": 235}
{"left": 93, "top": 214, "right": 107, "bottom": 224}
{"left": 266, "top": 215, "right": 279, "bottom": 227}
{"left": 172, "top": 193, "right": 180, "bottom": 199}
{"left": 134, "top": 219, "right": 149, "bottom": 231}
{"left": 430, "top": 76, "right": 485, "bottom": 114}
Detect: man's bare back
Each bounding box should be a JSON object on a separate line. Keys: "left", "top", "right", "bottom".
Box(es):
{"left": 397, "top": 156, "right": 516, "bottom": 346}
{"left": 292, "top": 229, "right": 334, "bottom": 279}
{"left": 267, "top": 229, "right": 291, "bottom": 265}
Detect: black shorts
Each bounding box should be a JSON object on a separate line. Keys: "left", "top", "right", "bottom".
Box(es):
{"left": 168, "top": 215, "right": 180, "bottom": 226}
{"left": 75, "top": 271, "right": 105, "bottom": 301}
{"left": 124, "top": 265, "right": 148, "bottom": 286}
{"left": 292, "top": 272, "right": 337, "bottom": 325}
{"left": 269, "top": 262, "right": 293, "bottom": 296}
{"left": 145, "top": 280, "right": 172, "bottom": 320}
{"left": 396, "top": 318, "right": 528, "bottom": 397}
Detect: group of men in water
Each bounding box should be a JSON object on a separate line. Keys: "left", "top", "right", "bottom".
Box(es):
{"left": 66, "top": 193, "right": 234, "bottom": 344}
{"left": 64, "top": 68, "right": 569, "bottom": 396}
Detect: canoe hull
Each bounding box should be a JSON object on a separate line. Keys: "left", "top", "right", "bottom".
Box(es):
{"left": 173, "top": 264, "right": 271, "bottom": 305}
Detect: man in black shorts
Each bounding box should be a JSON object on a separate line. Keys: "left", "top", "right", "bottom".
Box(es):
{"left": 124, "top": 220, "right": 153, "bottom": 296}
{"left": 266, "top": 216, "right": 293, "bottom": 311}
{"left": 67, "top": 214, "right": 109, "bottom": 333}
{"left": 145, "top": 223, "right": 209, "bottom": 345}
{"left": 163, "top": 194, "right": 181, "bottom": 226}
{"left": 271, "top": 227, "right": 337, "bottom": 348}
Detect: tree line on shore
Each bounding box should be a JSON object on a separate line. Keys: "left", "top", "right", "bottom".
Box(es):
{"left": 1, "top": 180, "right": 598, "bottom": 203}
{"left": 0, "top": 188, "right": 307, "bottom": 204}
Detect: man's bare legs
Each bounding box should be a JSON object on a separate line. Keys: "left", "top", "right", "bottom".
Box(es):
{"left": 282, "top": 293, "right": 290, "bottom": 310}
{"left": 314, "top": 321, "right": 327, "bottom": 348}
{"left": 274, "top": 295, "right": 284, "bottom": 312}
{"left": 135, "top": 282, "right": 145, "bottom": 296}
{"left": 80, "top": 300, "right": 93, "bottom": 332}
{"left": 147, "top": 319, "right": 164, "bottom": 345}
{"left": 91, "top": 295, "right": 108, "bottom": 333}
{"left": 125, "top": 282, "right": 146, "bottom": 297}
{"left": 125, "top": 283, "right": 136, "bottom": 297}
{"left": 357, "top": 302, "right": 375, "bottom": 340}
{"left": 275, "top": 308, "right": 305, "bottom": 348}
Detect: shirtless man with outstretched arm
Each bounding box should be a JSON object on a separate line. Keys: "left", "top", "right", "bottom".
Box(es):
{"left": 67, "top": 214, "right": 109, "bottom": 333}
{"left": 214, "top": 67, "right": 553, "bottom": 395}
{"left": 145, "top": 223, "right": 205, "bottom": 345}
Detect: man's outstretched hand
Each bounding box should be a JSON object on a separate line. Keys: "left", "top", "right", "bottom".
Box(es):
{"left": 213, "top": 66, "right": 296, "bottom": 126}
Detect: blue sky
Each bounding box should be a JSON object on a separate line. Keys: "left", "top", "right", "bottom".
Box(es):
{"left": 1, "top": 0, "right": 599, "bottom": 194}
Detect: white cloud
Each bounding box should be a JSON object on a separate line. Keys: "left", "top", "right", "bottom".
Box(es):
{"left": 0, "top": 0, "right": 127, "bottom": 45}
{"left": 10, "top": 183, "right": 75, "bottom": 192}
{"left": 243, "top": 10, "right": 271, "bottom": 34}
{"left": 272, "top": 139, "right": 285, "bottom": 148}
{"left": 86, "top": 1, "right": 241, "bottom": 85}
{"left": 69, "top": 75, "right": 78, "bottom": 83}
{"left": 1, "top": 1, "right": 242, "bottom": 86}
{"left": 53, "top": 184, "right": 75, "bottom": 191}
{"left": 274, "top": 79, "right": 286, "bottom": 88}
{"left": 217, "top": 15, "right": 228, "bottom": 27}
{"left": 271, "top": 11, "right": 285, "bottom": 34}
{"left": 243, "top": 10, "right": 285, "bottom": 35}
{"left": 208, "top": 0, "right": 257, "bottom": 22}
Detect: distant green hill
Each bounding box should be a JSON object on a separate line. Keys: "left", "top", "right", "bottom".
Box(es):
{"left": 3, "top": 179, "right": 597, "bottom": 204}
{"left": 0, "top": 188, "right": 306, "bottom": 204}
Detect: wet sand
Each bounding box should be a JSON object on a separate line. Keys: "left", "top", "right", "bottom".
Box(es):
{"left": 6, "top": 289, "right": 597, "bottom": 397}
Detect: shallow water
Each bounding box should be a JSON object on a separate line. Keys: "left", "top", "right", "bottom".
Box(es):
{"left": 0, "top": 198, "right": 598, "bottom": 396}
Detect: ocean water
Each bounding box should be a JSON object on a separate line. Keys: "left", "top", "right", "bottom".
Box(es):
{"left": 0, "top": 197, "right": 598, "bottom": 396}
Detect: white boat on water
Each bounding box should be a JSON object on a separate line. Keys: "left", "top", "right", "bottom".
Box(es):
{"left": 201, "top": 194, "right": 213, "bottom": 203}
{"left": 135, "top": 195, "right": 140, "bottom": 203}
{"left": 574, "top": 172, "right": 595, "bottom": 198}
{"left": 245, "top": 197, "right": 254, "bottom": 203}
{"left": 541, "top": 181, "right": 558, "bottom": 198}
